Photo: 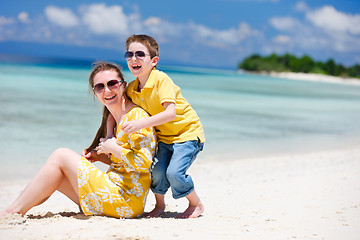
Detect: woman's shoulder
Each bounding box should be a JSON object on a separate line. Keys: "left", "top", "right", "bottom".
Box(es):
{"left": 126, "top": 106, "right": 150, "bottom": 120}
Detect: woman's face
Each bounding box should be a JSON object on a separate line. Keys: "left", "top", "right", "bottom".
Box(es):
{"left": 93, "top": 70, "right": 125, "bottom": 107}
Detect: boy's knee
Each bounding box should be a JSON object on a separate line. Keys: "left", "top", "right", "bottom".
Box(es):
{"left": 151, "top": 168, "right": 166, "bottom": 182}
{"left": 166, "top": 168, "right": 180, "bottom": 182}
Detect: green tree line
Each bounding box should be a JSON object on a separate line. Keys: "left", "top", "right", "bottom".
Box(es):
{"left": 238, "top": 53, "right": 360, "bottom": 78}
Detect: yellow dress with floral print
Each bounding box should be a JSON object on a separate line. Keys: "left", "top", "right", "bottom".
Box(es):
{"left": 77, "top": 106, "right": 156, "bottom": 218}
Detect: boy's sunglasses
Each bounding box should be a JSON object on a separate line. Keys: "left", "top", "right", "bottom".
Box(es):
{"left": 124, "top": 51, "right": 150, "bottom": 60}
{"left": 93, "top": 79, "right": 124, "bottom": 94}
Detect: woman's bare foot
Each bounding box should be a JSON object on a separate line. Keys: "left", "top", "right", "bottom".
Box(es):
{"left": 0, "top": 210, "right": 8, "bottom": 217}
{"left": 176, "top": 201, "right": 204, "bottom": 218}
{"left": 0, "top": 209, "right": 21, "bottom": 217}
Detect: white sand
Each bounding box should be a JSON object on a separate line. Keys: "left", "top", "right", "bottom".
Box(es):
{"left": 1, "top": 147, "right": 360, "bottom": 240}
{"left": 262, "top": 71, "right": 360, "bottom": 86}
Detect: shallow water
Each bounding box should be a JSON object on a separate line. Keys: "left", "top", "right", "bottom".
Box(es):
{"left": 1, "top": 62, "right": 360, "bottom": 179}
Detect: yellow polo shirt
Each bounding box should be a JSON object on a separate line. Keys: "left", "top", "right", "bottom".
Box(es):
{"left": 126, "top": 69, "right": 205, "bottom": 144}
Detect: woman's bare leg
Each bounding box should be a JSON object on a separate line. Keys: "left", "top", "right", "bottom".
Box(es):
{"left": 0, "top": 148, "right": 80, "bottom": 216}
{"left": 57, "top": 176, "right": 80, "bottom": 206}
{"left": 33, "top": 176, "right": 80, "bottom": 207}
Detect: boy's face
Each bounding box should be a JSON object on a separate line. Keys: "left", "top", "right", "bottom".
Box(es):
{"left": 126, "top": 42, "right": 158, "bottom": 81}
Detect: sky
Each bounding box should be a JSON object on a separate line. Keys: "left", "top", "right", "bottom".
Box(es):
{"left": 0, "top": 0, "right": 359, "bottom": 69}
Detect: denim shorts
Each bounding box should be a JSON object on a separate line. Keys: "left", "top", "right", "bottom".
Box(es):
{"left": 150, "top": 139, "right": 204, "bottom": 199}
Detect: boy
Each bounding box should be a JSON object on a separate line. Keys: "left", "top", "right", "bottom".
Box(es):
{"left": 118, "top": 34, "right": 205, "bottom": 218}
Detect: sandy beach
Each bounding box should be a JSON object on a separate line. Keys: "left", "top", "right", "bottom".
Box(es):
{"left": 1, "top": 71, "right": 360, "bottom": 239}
{"left": 1, "top": 146, "right": 359, "bottom": 240}
{"left": 261, "top": 71, "right": 360, "bottom": 86}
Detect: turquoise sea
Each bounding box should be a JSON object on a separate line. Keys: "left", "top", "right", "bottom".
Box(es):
{"left": 1, "top": 60, "right": 360, "bottom": 179}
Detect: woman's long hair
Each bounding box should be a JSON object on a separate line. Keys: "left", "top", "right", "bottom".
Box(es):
{"left": 86, "top": 61, "right": 124, "bottom": 151}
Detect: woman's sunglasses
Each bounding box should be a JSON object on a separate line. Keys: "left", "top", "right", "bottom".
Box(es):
{"left": 124, "top": 51, "right": 150, "bottom": 60}
{"left": 93, "top": 79, "right": 124, "bottom": 94}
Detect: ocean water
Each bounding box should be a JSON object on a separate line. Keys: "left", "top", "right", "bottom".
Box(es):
{"left": 1, "top": 62, "right": 360, "bottom": 179}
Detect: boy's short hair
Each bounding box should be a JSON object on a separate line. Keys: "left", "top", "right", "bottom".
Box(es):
{"left": 125, "top": 34, "right": 159, "bottom": 59}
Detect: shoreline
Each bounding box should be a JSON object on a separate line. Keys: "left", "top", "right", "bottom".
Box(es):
{"left": 1, "top": 146, "right": 360, "bottom": 239}
{"left": 246, "top": 70, "right": 360, "bottom": 86}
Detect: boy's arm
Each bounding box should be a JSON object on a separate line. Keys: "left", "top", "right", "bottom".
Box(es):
{"left": 121, "top": 102, "right": 176, "bottom": 134}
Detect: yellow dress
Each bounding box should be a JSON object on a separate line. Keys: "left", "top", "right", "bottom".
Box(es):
{"left": 77, "top": 106, "right": 156, "bottom": 218}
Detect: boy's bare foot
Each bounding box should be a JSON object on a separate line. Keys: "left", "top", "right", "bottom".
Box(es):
{"left": 144, "top": 205, "right": 165, "bottom": 218}
{"left": 176, "top": 201, "right": 204, "bottom": 219}
{"left": 145, "top": 193, "right": 165, "bottom": 218}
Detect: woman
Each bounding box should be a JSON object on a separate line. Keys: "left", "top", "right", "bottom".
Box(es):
{"left": 0, "top": 61, "right": 156, "bottom": 218}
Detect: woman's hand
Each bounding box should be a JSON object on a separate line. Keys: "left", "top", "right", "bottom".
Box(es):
{"left": 96, "top": 137, "right": 118, "bottom": 155}
{"left": 82, "top": 149, "right": 99, "bottom": 163}
{"left": 82, "top": 148, "right": 113, "bottom": 165}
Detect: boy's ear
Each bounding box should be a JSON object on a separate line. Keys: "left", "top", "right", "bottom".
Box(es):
{"left": 151, "top": 56, "right": 159, "bottom": 67}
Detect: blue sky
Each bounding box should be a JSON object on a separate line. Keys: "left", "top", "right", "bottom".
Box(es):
{"left": 0, "top": 0, "right": 359, "bottom": 68}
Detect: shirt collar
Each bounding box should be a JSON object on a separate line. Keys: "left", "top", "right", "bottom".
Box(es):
{"left": 132, "top": 78, "right": 140, "bottom": 92}
{"left": 143, "top": 68, "right": 157, "bottom": 89}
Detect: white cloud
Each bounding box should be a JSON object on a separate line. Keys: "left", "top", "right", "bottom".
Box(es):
{"left": 0, "top": 16, "right": 15, "bottom": 26}
{"left": 238, "top": 22, "right": 261, "bottom": 39}
{"left": 0, "top": 16, "right": 15, "bottom": 39}
{"left": 45, "top": 6, "right": 79, "bottom": 28}
{"left": 269, "top": 17, "right": 298, "bottom": 31}
{"left": 127, "top": 12, "right": 143, "bottom": 34}
{"left": 268, "top": 3, "right": 360, "bottom": 57}
{"left": 18, "top": 12, "right": 30, "bottom": 23}
{"left": 1, "top": 2, "right": 359, "bottom": 67}
{"left": 306, "top": 5, "right": 360, "bottom": 34}
{"left": 1, "top": 3, "right": 261, "bottom": 52}
{"left": 273, "top": 35, "right": 292, "bottom": 44}
{"left": 189, "top": 22, "right": 261, "bottom": 48}
{"left": 144, "top": 17, "right": 161, "bottom": 26}
{"left": 294, "top": 1, "right": 309, "bottom": 12}
{"left": 80, "top": 3, "right": 128, "bottom": 35}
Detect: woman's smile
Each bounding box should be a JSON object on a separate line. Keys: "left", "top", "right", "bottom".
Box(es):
{"left": 105, "top": 94, "right": 116, "bottom": 101}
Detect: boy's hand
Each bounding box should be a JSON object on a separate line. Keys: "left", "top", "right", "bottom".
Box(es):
{"left": 121, "top": 120, "right": 142, "bottom": 134}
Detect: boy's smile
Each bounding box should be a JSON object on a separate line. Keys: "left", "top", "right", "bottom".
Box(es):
{"left": 131, "top": 64, "right": 142, "bottom": 70}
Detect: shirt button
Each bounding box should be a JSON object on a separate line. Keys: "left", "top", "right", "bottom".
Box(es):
{"left": 141, "top": 98, "right": 144, "bottom": 101}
